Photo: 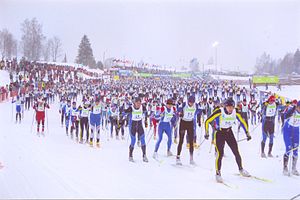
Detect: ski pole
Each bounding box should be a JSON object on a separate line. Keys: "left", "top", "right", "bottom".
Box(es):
{"left": 199, "top": 138, "right": 206, "bottom": 146}
{"left": 209, "top": 141, "right": 214, "bottom": 153}
{"left": 147, "top": 131, "right": 154, "bottom": 145}
{"left": 46, "top": 109, "right": 49, "bottom": 135}
{"left": 237, "top": 138, "right": 248, "bottom": 143}
{"left": 291, "top": 193, "right": 300, "bottom": 200}
{"left": 11, "top": 101, "right": 13, "bottom": 122}
{"left": 145, "top": 125, "right": 152, "bottom": 141}
{"left": 250, "top": 123, "right": 260, "bottom": 133}
{"left": 30, "top": 110, "right": 35, "bottom": 134}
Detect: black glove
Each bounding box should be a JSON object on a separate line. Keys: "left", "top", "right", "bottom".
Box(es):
{"left": 247, "top": 135, "right": 252, "bottom": 141}
{"left": 204, "top": 134, "right": 209, "bottom": 140}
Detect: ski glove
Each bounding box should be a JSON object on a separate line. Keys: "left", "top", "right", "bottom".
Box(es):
{"left": 204, "top": 134, "right": 209, "bottom": 140}
{"left": 247, "top": 135, "right": 252, "bottom": 141}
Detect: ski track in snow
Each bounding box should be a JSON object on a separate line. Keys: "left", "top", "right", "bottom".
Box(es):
{"left": 0, "top": 89, "right": 300, "bottom": 198}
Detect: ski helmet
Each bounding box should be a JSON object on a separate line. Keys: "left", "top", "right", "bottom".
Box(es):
{"left": 224, "top": 98, "right": 235, "bottom": 107}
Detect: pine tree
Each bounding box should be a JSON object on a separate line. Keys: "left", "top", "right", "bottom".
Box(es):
{"left": 75, "top": 35, "right": 96, "bottom": 67}
{"left": 294, "top": 49, "right": 300, "bottom": 73}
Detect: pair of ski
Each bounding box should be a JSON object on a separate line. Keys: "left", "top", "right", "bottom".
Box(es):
{"left": 219, "top": 173, "right": 272, "bottom": 188}
{"left": 233, "top": 173, "right": 272, "bottom": 183}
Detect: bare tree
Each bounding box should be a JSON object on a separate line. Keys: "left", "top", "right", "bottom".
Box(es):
{"left": 20, "top": 18, "right": 45, "bottom": 61}
{"left": 50, "top": 36, "right": 62, "bottom": 62}
{"left": 42, "top": 39, "right": 52, "bottom": 61}
{"left": 0, "top": 29, "right": 17, "bottom": 59}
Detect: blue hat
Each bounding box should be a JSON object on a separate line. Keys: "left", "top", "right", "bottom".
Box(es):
{"left": 188, "top": 96, "right": 195, "bottom": 103}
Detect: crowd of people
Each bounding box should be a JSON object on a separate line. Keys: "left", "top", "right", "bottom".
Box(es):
{"left": 1, "top": 58, "right": 299, "bottom": 183}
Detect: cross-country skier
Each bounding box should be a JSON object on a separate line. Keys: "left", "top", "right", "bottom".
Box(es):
{"left": 63, "top": 99, "right": 72, "bottom": 135}
{"left": 282, "top": 100, "right": 300, "bottom": 176}
{"left": 33, "top": 97, "right": 50, "bottom": 136}
{"left": 12, "top": 95, "right": 23, "bottom": 123}
{"left": 176, "top": 95, "right": 202, "bottom": 165}
{"left": 59, "top": 97, "right": 66, "bottom": 126}
{"left": 261, "top": 95, "right": 277, "bottom": 158}
{"left": 89, "top": 97, "right": 101, "bottom": 147}
{"left": 153, "top": 98, "right": 176, "bottom": 159}
{"left": 205, "top": 98, "right": 251, "bottom": 183}
{"left": 70, "top": 101, "right": 80, "bottom": 141}
{"left": 79, "top": 101, "right": 90, "bottom": 143}
{"left": 124, "top": 97, "right": 148, "bottom": 162}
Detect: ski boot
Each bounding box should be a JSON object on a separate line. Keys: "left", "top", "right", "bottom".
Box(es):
{"left": 190, "top": 155, "right": 196, "bottom": 165}
{"left": 89, "top": 139, "right": 93, "bottom": 147}
{"left": 283, "top": 155, "right": 289, "bottom": 176}
{"left": 176, "top": 156, "right": 182, "bottom": 165}
{"left": 261, "top": 142, "right": 267, "bottom": 158}
{"left": 167, "top": 150, "right": 173, "bottom": 157}
{"left": 129, "top": 157, "right": 134, "bottom": 162}
{"left": 292, "top": 156, "right": 300, "bottom": 176}
{"left": 153, "top": 152, "right": 158, "bottom": 159}
{"left": 129, "top": 146, "right": 134, "bottom": 162}
{"left": 194, "top": 142, "right": 199, "bottom": 149}
{"left": 141, "top": 145, "right": 148, "bottom": 162}
{"left": 239, "top": 168, "right": 251, "bottom": 177}
{"left": 216, "top": 171, "right": 223, "bottom": 183}
{"left": 268, "top": 144, "right": 273, "bottom": 158}
{"left": 143, "top": 155, "right": 149, "bottom": 162}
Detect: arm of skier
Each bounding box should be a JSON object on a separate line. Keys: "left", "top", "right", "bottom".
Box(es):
{"left": 236, "top": 108, "right": 250, "bottom": 139}
{"left": 204, "top": 109, "right": 221, "bottom": 138}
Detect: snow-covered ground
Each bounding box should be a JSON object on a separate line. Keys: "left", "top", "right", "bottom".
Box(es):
{"left": 0, "top": 70, "right": 10, "bottom": 86}
{"left": 0, "top": 88, "right": 300, "bottom": 198}
{"left": 257, "top": 85, "right": 300, "bottom": 100}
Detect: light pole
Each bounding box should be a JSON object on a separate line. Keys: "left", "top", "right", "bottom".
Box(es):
{"left": 212, "top": 41, "right": 219, "bottom": 73}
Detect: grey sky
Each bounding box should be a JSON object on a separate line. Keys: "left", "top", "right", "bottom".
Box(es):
{"left": 1, "top": 0, "right": 299, "bottom": 72}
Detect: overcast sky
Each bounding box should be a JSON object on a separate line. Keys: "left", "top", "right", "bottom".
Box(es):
{"left": 1, "top": 0, "right": 299, "bottom": 72}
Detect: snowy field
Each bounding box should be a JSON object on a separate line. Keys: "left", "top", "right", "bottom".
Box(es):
{"left": 0, "top": 90, "right": 300, "bottom": 199}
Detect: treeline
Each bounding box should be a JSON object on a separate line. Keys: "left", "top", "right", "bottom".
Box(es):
{"left": 0, "top": 18, "right": 102, "bottom": 69}
{"left": 255, "top": 49, "right": 300, "bottom": 75}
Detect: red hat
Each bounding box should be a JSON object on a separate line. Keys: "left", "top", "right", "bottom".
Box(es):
{"left": 292, "top": 99, "right": 298, "bottom": 105}
{"left": 268, "top": 95, "right": 276, "bottom": 103}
